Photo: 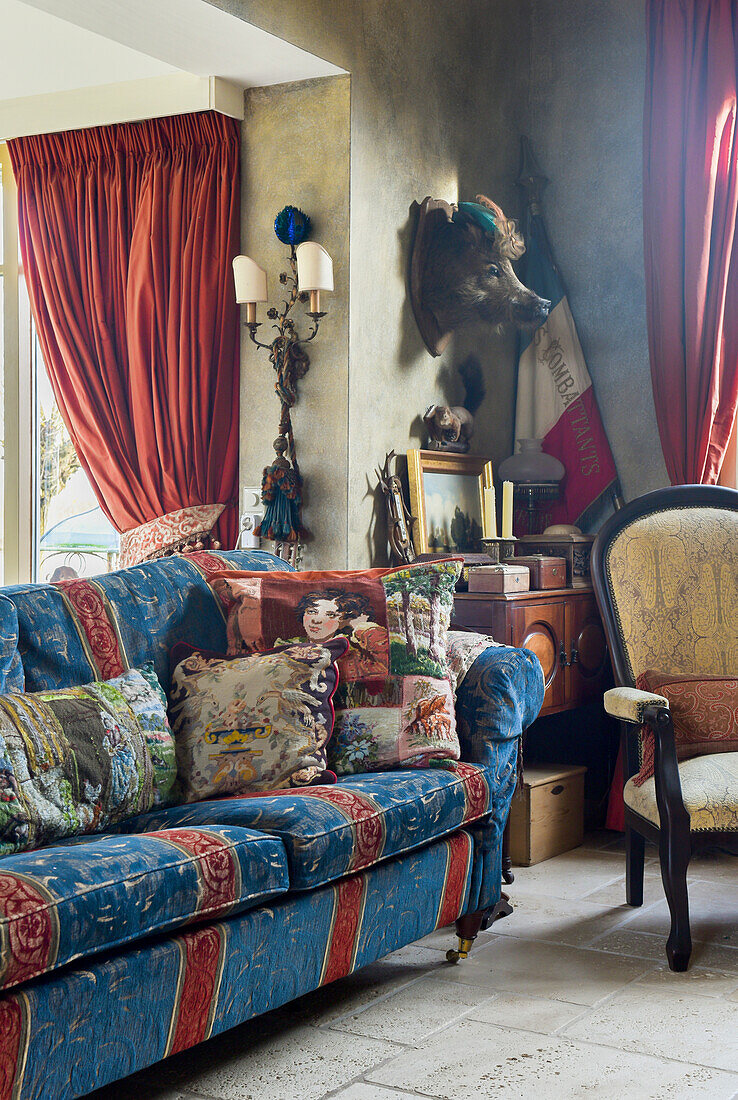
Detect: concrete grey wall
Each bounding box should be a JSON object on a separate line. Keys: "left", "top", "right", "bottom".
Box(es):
{"left": 528, "top": 0, "right": 669, "bottom": 501}
{"left": 220, "top": 0, "right": 530, "bottom": 566}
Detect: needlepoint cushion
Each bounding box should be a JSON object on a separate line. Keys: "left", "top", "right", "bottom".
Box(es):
{"left": 168, "top": 638, "right": 346, "bottom": 800}
{"left": 0, "top": 667, "right": 174, "bottom": 854}
{"left": 210, "top": 559, "right": 463, "bottom": 774}
{"left": 633, "top": 671, "right": 738, "bottom": 786}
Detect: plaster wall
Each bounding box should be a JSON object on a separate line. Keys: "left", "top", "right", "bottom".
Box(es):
{"left": 528, "top": 0, "right": 669, "bottom": 500}
{"left": 225, "top": 0, "right": 668, "bottom": 567}
{"left": 223, "top": 0, "right": 530, "bottom": 567}
{"left": 240, "top": 75, "right": 350, "bottom": 569}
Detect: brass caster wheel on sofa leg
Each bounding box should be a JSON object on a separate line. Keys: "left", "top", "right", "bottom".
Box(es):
{"left": 446, "top": 936, "right": 474, "bottom": 964}
{"left": 445, "top": 908, "right": 490, "bottom": 963}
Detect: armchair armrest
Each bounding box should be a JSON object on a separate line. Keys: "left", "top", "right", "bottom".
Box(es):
{"left": 455, "top": 643, "right": 545, "bottom": 770}
{"left": 604, "top": 686, "right": 669, "bottom": 725}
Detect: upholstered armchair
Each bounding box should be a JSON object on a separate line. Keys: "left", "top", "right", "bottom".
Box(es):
{"left": 591, "top": 485, "right": 738, "bottom": 971}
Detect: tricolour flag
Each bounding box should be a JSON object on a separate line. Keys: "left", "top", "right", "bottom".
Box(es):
{"left": 515, "top": 146, "right": 619, "bottom": 529}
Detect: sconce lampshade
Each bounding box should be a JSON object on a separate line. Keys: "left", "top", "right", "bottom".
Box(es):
{"left": 295, "top": 241, "right": 334, "bottom": 293}
{"left": 232, "top": 255, "right": 268, "bottom": 303}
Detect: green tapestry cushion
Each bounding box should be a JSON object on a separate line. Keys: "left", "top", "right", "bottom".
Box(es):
{"left": 0, "top": 666, "right": 175, "bottom": 855}
{"left": 168, "top": 638, "right": 346, "bottom": 800}
{"left": 210, "top": 559, "right": 463, "bottom": 775}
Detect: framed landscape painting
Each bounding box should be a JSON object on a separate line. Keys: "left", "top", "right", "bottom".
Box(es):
{"left": 407, "top": 450, "right": 494, "bottom": 555}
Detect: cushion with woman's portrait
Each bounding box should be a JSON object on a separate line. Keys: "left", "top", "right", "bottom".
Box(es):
{"left": 209, "top": 560, "right": 463, "bottom": 774}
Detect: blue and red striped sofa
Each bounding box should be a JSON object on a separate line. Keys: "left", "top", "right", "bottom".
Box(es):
{"left": 0, "top": 549, "right": 543, "bottom": 1099}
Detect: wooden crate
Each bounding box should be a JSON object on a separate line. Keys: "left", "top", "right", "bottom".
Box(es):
{"left": 509, "top": 764, "right": 587, "bottom": 866}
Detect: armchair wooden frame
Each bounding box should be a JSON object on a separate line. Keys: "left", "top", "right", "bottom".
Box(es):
{"left": 591, "top": 484, "right": 738, "bottom": 971}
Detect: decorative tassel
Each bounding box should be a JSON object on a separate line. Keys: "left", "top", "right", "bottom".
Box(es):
{"left": 254, "top": 438, "right": 304, "bottom": 542}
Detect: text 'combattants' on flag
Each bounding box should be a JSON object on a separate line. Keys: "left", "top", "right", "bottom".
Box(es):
{"left": 514, "top": 214, "right": 619, "bottom": 529}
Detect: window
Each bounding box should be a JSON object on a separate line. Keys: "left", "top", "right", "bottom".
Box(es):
{"left": 0, "top": 145, "right": 118, "bottom": 584}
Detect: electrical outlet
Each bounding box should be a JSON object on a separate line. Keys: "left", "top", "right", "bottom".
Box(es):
{"left": 239, "top": 486, "right": 263, "bottom": 548}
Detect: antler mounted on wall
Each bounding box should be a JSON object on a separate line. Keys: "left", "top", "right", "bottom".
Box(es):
{"left": 408, "top": 194, "right": 551, "bottom": 357}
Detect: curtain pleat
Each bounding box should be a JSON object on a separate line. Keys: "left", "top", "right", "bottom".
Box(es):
{"left": 8, "top": 111, "right": 241, "bottom": 547}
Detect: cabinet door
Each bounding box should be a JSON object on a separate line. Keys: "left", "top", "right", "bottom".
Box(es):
{"left": 511, "top": 601, "right": 566, "bottom": 712}
{"left": 565, "top": 596, "right": 609, "bottom": 705}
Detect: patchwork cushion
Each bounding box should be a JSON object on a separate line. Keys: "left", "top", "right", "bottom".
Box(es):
{"left": 633, "top": 671, "right": 738, "bottom": 786}
{"left": 212, "top": 559, "right": 463, "bottom": 774}
{"left": 624, "top": 751, "right": 738, "bottom": 831}
{"left": 168, "top": 639, "right": 346, "bottom": 799}
{"left": 0, "top": 825, "right": 288, "bottom": 992}
{"left": 0, "top": 667, "right": 175, "bottom": 854}
{"left": 118, "top": 760, "right": 492, "bottom": 890}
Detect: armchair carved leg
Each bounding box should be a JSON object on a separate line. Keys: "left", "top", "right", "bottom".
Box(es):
{"left": 660, "top": 827, "right": 692, "bottom": 972}
{"left": 625, "top": 826, "right": 645, "bottom": 907}
{"left": 649, "top": 706, "right": 693, "bottom": 972}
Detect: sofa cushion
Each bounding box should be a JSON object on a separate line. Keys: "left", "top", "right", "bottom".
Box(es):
{"left": 633, "top": 671, "right": 738, "bottom": 786}
{"left": 117, "top": 760, "right": 492, "bottom": 891}
{"left": 212, "top": 559, "right": 463, "bottom": 775}
{"left": 0, "top": 824, "right": 288, "bottom": 992}
{"left": 0, "top": 667, "right": 177, "bottom": 855}
{"left": 168, "top": 638, "right": 346, "bottom": 799}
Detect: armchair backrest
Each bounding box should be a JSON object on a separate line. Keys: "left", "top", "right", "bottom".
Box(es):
{"left": 591, "top": 486, "right": 738, "bottom": 686}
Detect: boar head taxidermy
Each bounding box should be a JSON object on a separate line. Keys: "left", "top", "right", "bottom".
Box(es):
{"left": 409, "top": 195, "right": 550, "bottom": 357}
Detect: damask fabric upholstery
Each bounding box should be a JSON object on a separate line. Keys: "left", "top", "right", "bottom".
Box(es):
{"left": 0, "top": 825, "right": 288, "bottom": 994}
{"left": 3, "top": 550, "right": 291, "bottom": 696}
{"left": 116, "top": 761, "right": 493, "bottom": 891}
{"left": 0, "top": 598, "right": 23, "bottom": 696}
{"left": 624, "top": 751, "right": 738, "bottom": 831}
{"left": 0, "top": 832, "right": 475, "bottom": 1100}
{"left": 603, "top": 505, "right": 738, "bottom": 679}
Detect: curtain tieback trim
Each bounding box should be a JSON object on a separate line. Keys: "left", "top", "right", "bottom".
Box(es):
{"left": 120, "top": 503, "right": 227, "bottom": 569}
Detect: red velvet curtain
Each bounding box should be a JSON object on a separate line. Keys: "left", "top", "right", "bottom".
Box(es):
{"left": 643, "top": 0, "right": 738, "bottom": 484}
{"left": 8, "top": 111, "right": 240, "bottom": 547}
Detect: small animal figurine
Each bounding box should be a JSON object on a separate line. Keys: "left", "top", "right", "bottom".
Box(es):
{"left": 409, "top": 194, "right": 551, "bottom": 356}
{"left": 424, "top": 405, "right": 473, "bottom": 452}
{"left": 423, "top": 356, "right": 486, "bottom": 452}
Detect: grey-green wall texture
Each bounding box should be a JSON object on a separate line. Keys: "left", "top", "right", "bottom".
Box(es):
{"left": 214, "top": 0, "right": 668, "bottom": 565}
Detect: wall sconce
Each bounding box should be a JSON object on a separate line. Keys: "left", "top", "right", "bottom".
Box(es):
{"left": 233, "top": 207, "right": 333, "bottom": 555}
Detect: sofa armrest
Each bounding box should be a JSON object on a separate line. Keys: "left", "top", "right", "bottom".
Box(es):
{"left": 604, "top": 686, "right": 669, "bottom": 725}
{"left": 454, "top": 644, "right": 545, "bottom": 769}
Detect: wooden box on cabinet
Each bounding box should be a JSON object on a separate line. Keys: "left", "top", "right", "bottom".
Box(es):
{"left": 451, "top": 586, "right": 609, "bottom": 715}
{"left": 509, "top": 764, "right": 587, "bottom": 866}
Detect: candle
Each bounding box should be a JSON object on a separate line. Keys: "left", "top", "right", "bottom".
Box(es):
{"left": 501, "top": 481, "right": 514, "bottom": 539}
{"left": 483, "top": 487, "right": 497, "bottom": 540}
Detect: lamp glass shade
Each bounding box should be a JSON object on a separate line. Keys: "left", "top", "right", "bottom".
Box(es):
{"left": 232, "top": 255, "right": 268, "bottom": 303}
{"left": 498, "top": 438, "right": 565, "bottom": 484}
{"left": 296, "top": 241, "right": 334, "bottom": 293}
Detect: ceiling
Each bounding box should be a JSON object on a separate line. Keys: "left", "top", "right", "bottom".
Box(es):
{"left": 0, "top": 0, "right": 344, "bottom": 103}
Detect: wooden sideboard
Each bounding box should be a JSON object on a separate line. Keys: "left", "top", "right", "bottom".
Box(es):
{"left": 453, "top": 585, "right": 610, "bottom": 883}
{"left": 452, "top": 586, "right": 609, "bottom": 718}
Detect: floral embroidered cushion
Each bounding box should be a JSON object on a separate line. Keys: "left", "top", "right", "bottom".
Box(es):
{"left": 168, "top": 638, "right": 346, "bottom": 800}
{"left": 0, "top": 666, "right": 175, "bottom": 855}
{"left": 210, "top": 559, "right": 463, "bottom": 775}
{"left": 633, "top": 671, "right": 738, "bottom": 786}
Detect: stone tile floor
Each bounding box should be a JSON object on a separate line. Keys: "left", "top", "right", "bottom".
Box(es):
{"left": 98, "top": 832, "right": 738, "bottom": 1100}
